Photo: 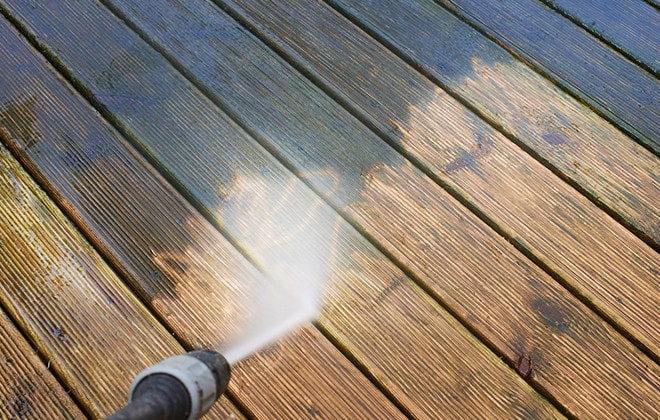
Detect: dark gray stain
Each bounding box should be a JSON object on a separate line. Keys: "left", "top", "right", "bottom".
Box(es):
{"left": 50, "top": 326, "right": 69, "bottom": 343}
{"left": 10, "top": 394, "right": 31, "bottom": 418}
{"left": 531, "top": 298, "right": 571, "bottom": 332}
{"left": 0, "top": 95, "right": 40, "bottom": 150}
{"left": 541, "top": 133, "right": 567, "bottom": 146}
{"left": 442, "top": 134, "right": 493, "bottom": 175}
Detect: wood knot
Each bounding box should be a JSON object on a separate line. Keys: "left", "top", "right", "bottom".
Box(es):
{"left": 515, "top": 352, "right": 533, "bottom": 379}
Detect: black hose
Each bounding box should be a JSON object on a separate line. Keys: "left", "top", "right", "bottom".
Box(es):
{"left": 108, "top": 374, "right": 191, "bottom": 420}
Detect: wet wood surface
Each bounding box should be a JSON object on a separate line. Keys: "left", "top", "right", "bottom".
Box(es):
{"left": 0, "top": 0, "right": 658, "bottom": 418}
{"left": 80, "top": 4, "right": 655, "bottom": 416}
{"left": 0, "top": 3, "right": 561, "bottom": 419}
{"left": 0, "top": 308, "right": 84, "bottom": 419}
{"left": 210, "top": 0, "right": 659, "bottom": 358}
{"left": 433, "top": 0, "right": 660, "bottom": 153}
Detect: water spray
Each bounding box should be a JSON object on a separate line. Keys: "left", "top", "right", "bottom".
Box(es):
{"left": 108, "top": 350, "right": 231, "bottom": 420}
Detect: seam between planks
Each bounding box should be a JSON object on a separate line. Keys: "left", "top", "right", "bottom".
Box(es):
{"left": 0, "top": 294, "right": 89, "bottom": 418}
{"left": 643, "top": 0, "right": 660, "bottom": 11}
{"left": 312, "top": 322, "right": 417, "bottom": 419}
{"left": 203, "top": 0, "right": 659, "bottom": 364}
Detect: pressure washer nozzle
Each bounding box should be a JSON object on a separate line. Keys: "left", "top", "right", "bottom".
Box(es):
{"left": 108, "top": 350, "right": 231, "bottom": 420}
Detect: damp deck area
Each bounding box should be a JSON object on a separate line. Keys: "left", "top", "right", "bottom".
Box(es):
{"left": 0, "top": 0, "right": 658, "bottom": 418}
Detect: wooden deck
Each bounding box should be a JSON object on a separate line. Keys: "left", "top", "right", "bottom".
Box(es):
{"left": 0, "top": 0, "right": 657, "bottom": 418}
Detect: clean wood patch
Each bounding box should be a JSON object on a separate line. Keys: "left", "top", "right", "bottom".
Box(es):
{"left": 230, "top": 326, "right": 406, "bottom": 419}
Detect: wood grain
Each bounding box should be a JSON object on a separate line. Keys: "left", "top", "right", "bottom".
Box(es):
{"left": 0, "top": 142, "right": 242, "bottom": 419}
{"left": 230, "top": 325, "right": 404, "bottom": 419}
{"left": 433, "top": 0, "right": 660, "bottom": 153}
{"left": 0, "top": 308, "right": 84, "bottom": 419}
{"left": 213, "top": 0, "right": 659, "bottom": 355}
{"left": 0, "top": 13, "right": 404, "bottom": 419}
{"left": 540, "top": 0, "right": 659, "bottom": 74}
{"left": 327, "top": 0, "right": 660, "bottom": 248}
{"left": 5, "top": 0, "right": 657, "bottom": 417}
{"left": 0, "top": 3, "right": 562, "bottom": 418}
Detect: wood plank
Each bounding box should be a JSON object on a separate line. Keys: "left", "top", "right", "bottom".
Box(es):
{"left": 0, "top": 308, "right": 84, "bottom": 419}
{"left": 0, "top": 143, "right": 242, "bottom": 419}
{"left": 0, "top": 4, "right": 562, "bottom": 419}
{"left": 540, "top": 0, "right": 659, "bottom": 74}
{"left": 430, "top": 0, "right": 660, "bottom": 153}
{"left": 8, "top": 0, "right": 658, "bottom": 418}
{"left": 211, "top": 0, "right": 659, "bottom": 355}
{"left": 0, "top": 14, "right": 403, "bottom": 420}
{"left": 326, "top": 0, "right": 660, "bottom": 248}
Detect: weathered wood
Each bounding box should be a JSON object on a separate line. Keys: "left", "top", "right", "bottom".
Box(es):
{"left": 6, "top": 0, "right": 658, "bottom": 417}
{"left": 0, "top": 4, "right": 563, "bottom": 419}
{"left": 0, "top": 308, "right": 84, "bottom": 419}
{"left": 0, "top": 143, "right": 242, "bottom": 419}
{"left": 540, "top": 0, "right": 659, "bottom": 74}
{"left": 326, "top": 0, "right": 660, "bottom": 248}
{"left": 431, "top": 0, "right": 660, "bottom": 153}
{"left": 211, "top": 0, "right": 659, "bottom": 355}
{"left": 0, "top": 14, "right": 404, "bottom": 419}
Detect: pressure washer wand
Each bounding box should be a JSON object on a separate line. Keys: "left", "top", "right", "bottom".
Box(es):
{"left": 108, "top": 350, "right": 231, "bottom": 420}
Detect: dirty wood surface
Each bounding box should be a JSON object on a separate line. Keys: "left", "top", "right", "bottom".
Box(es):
{"left": 0, "top": 0, "right": 658, "bottom": 419}
{"left": 0, "top": 308, "right": 84, "bottom": 419}
{"left": 538, "top": 0, "right": 659, "bottom": 75}
{"left": 434, "top": 0, "right": 660, "bottom": 153}
{"left": 0, "top": 141, "right": 242, "bottom": 419}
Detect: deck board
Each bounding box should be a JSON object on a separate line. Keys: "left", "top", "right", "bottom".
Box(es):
{"left": 433, "top": 0, "right": 660, "bottom": 153}
{"left": 4, "top": 0, "right": 654, "bottom": 417}
{"left": 327, "top": 0, "right": 660, "bottom": 248}
{"left": 0, "top": 308, "right": 84, "bottom": 419}
{"left": 0, "top": 12, "right": 404, "bottom": 419}
{"left": 0, "top": 2, "right": 564, "bottom": 418}
{"left": 0, "top": 0, "right": 658, "bottom": 418}
{"left": 539, "top": 0, "right": 659, "bottom": 74}
{"left": 0, "top": 142, "right": 242, "bottom": 419}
